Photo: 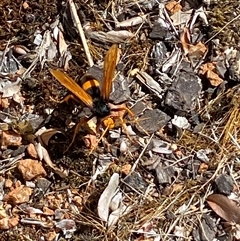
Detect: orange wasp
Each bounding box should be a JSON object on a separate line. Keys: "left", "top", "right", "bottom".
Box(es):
{"left": 50, "top": 44, "right": 147, "bottom": 152}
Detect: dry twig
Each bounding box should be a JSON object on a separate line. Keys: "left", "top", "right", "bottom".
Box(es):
{"left": 68, "top": 0, "right": 94, "bottom": 67}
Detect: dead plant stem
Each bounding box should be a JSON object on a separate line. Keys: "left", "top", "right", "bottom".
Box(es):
{"left": 69, "top": 0, "right": 94, "bottom": 67}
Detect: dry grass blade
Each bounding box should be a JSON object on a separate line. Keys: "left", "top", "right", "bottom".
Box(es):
{"left": 220, "top": 90, "right": 240, "bottom": 153}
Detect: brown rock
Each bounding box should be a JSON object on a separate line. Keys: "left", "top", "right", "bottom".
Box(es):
{"left": 198, "top": 163, "right": 209, "bottom": 174}
{"left": 4, "top": 185, "right": 32, "bottom": 205}
{"left": 43, "top": 207, "right": 54, "bottom": 216}
{"left": 45, "top": 231, "right": 57, "bottom": 241}
{"left": 1, "top": 131, "right": 22, "bottom": 149}
{"left": 27, "top": 143, "right": 38, "bottom": 159}
{"left": 73, "top": 196, "right": 83, "bottom": 207}
{"left": 5, "top": 179, "right": 13, "bottom": 188}
{"left": 121, "top": 164, "right": 131, "bottom": 175}
{"left": 8, "top": 216, "right": 19, "bottom": 228}
{"left": 0, "top": 215, "right": 19, "bottom": 230}
{"left": 0, "top": 217, "right": 9, "bottom": 229}
{"left": 0, "top": 97, "right": 9, "bottom": 109}
{"left": 18, "top": 159, "right": 47, "bottom": 181}
{"left": 22, "top": 1, "right": 29, "bottom": 10}
{"left": 15, "top": 180, "right": 22, "bottom": 188}
{"left": 0, "top": 207, "right": 7, "bottom": 219}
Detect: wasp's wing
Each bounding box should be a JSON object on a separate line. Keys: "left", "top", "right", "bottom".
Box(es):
{"left": 101, "top": 44, "right": 119, "bottom": 101}
{"left": 50, "top": 69, "right": 94, "bottom": 109}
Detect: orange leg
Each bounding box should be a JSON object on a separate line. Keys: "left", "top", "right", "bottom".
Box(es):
{"left": 64, "top": 116, "right": 93, "bottom": 153}
{"left": 89, "top": 115, "right": 134, "bottom": 154}
{"left": 89, "top": 125, "right": 109, "bottom": 154}
{"left": 50, "top": 94, "right": 80, "bottom": 104}
{"left": 110, "top": 106, "right": 149, "bottom": 136}
{"left": 103, "top": 115, "right": 134, "bottom": 141}
{"left": 65, "top": 107, "right": 149, "bottom": 153}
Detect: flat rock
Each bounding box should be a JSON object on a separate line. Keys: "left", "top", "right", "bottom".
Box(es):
{"left": 165, "top": 71, "right": 202, "bottom": 112}
{"left": 215, "top": 174, "right": 234, "bottom": 195}
{"left": 136, "top": 109, "right": 171, "bottom": 134}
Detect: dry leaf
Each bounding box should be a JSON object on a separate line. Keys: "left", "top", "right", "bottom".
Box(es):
{"left": 165, "top": 1, "right": 182, "bottom": 14}
{"left": 180, "top": 28, "right": 207, "bottom": 60}
{"left": 98, "top": 173, "right": 119, "bottom": 222}
{"left": 180, "top": 27, "right": 191, "bottom": 55}
{"left": 1, "top": 78, "right": 21, "bottom": 98}
{"left": 116, "top": 14, "right": 147, "bottom": 28}
{"left": 58, "top": 30, "right": 68, "bottom": 56}
{"left": 83, "top": 134, "right": 98, "bottom": 149}
{"left": 21, "top": 205, "right": 43, "bottom": 214}
{"left": 188, "top": 42, "right": 207, "bottom": 59}
{"left": 200, "top": 62, "right": 214, "bottom": 75}
{"left": 206, "top": 69, "right": 223, "bottom": 86}
{"left": 55, "top": 219, "right": 76, "bottom": 230}
{"left": 35, "top": 142, "right": 66, "bottom": 178}
{"left": 207, "top": 194, "right": 240, "bottom": 224}
{"left": 41, "top": 144, "right": 66, "bottom": 178}
{"left": 13, "top": 45, "right": 29, "bottom": 55}
{"left": 200, "top": 63, "right": 223, "bottom": 86}
{"left": 107, "top": 30, "right": 134, "bottom": 40}
{"left": 108, "top": 203, "right": 127, "bottom": 228}
{"left": 171, "top": 10, "right": 192, "bottom": 26}
{"left": 39, "top": 128, "right": 64, "bottom": 146}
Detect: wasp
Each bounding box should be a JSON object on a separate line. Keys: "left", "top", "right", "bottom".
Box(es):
{"left": 50, "top": 44, "right": 148, "bottom": 152}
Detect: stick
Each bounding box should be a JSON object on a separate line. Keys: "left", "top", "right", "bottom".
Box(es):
{"left": 68, "top": 0, "right": 94, "bottom": 67}
{"left": 130, "top": 134, "right": 154, "bottom": 174}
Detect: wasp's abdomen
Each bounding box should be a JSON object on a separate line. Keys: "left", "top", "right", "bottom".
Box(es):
{"left": 82, "top": 79, "right": 100, "bottom": 96}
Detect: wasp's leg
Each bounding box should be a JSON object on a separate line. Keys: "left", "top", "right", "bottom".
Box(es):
{"left": 119, "top": 118, "right": 134, "bottom": 142}
{"left": 111, "top": 107, "right": 150, "bottom": 136}
{"left": 89, "top": 112, "right": 143, "bottom": 154}
{"left": 89, "top": 124, "right": 110, "bottom": 154}
{"left": 89, "top": 115, "right": 119, "bottom": 154}
{"left": 50, "top": 94, "right": 80, "bottom": 104}
{"left": 89, "top": 115, "right": 132, "bottom": 154}
{"left": 103, "top": 115, "right": 134, "bottom": 142}
{"left": 65, "top": 116, "right": 93, "bottom": 153}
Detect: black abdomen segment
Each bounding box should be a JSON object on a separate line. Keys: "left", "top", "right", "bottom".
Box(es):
{"left": 81, "top": 75, "right": 101, "bottom": 97}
